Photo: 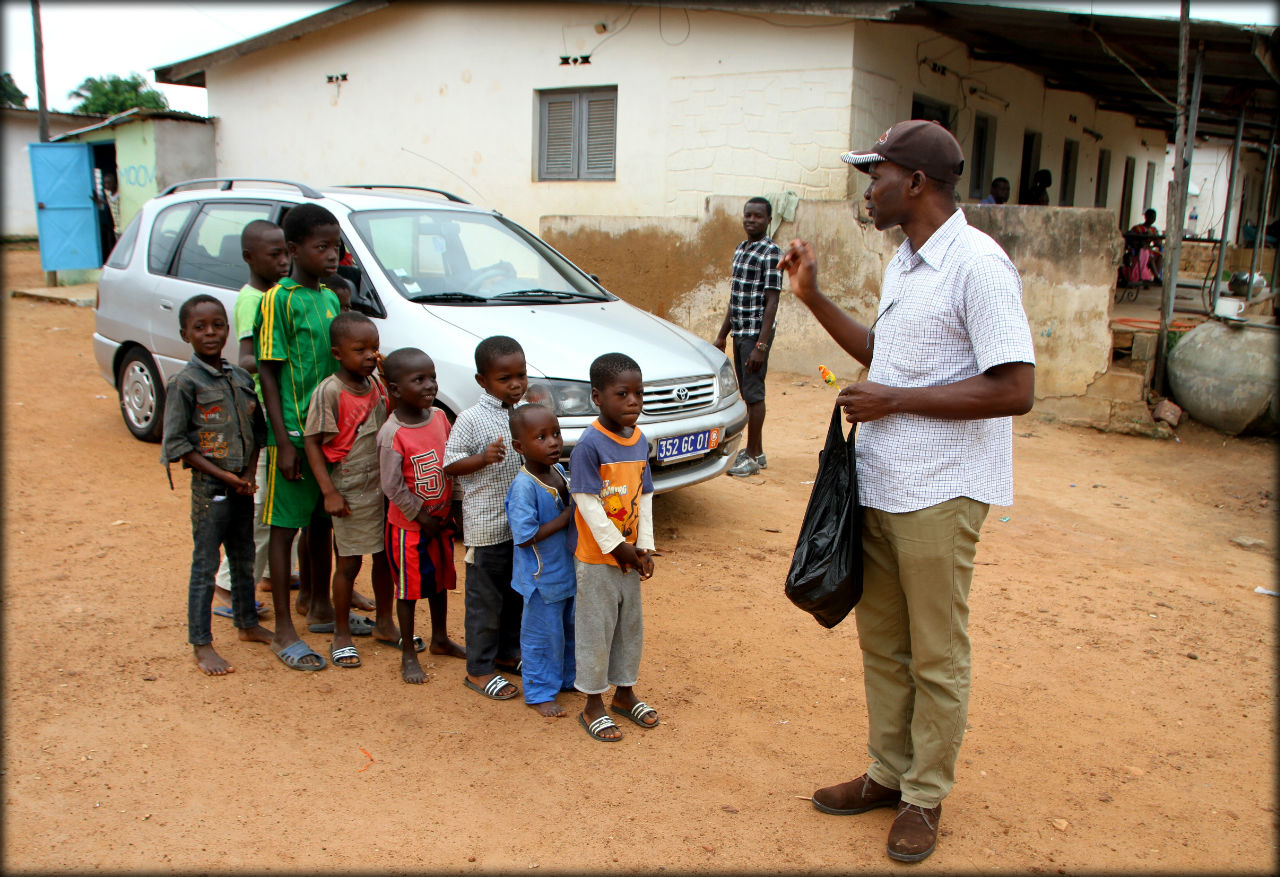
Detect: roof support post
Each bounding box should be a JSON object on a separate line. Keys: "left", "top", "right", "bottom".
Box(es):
{"left": 1155, "top": 11, "right": 1198, "bottom": 396}
{"left": 1211, "top": 104, "right": 1247, "bottom": 311}
{"left": 1248, "top": 106, "right": 1279, "bottom": 296}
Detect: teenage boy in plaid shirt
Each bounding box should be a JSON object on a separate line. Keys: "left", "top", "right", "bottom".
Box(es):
{"left": 714, "top": 196, "right": 782, "bottom": 477}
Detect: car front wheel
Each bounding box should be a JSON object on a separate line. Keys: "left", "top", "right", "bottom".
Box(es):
{"left": 117, "top": 348, "right": 165, "bottom": 442}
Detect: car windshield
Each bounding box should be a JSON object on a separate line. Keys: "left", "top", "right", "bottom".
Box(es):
{"left": 348, "top": 209, "right": 610, "bottom": 304}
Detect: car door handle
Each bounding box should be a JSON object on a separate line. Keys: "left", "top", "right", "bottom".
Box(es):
{"left": 160, "top": 300, "right": 174, "bottom": 310}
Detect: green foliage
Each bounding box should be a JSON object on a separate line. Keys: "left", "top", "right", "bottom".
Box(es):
{"left": 1, "top": 72, "right": 28, "bottom": 108}
{"left": 68, "top": 73, "right": 168, "bottom": 115}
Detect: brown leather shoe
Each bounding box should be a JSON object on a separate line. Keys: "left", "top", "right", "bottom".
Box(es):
{"left": 886, "top": 802, "right": 942, "bottom": 862}
{"left": 811, "top": 774, "right": 901, "bottom": 815}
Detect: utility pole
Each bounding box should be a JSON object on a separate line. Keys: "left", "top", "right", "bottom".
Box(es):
{"left": 31, "top": 0, "right": 58, "bottom": 286}
{"left": 32, "top": 0, "right": 48, "bottom": 143}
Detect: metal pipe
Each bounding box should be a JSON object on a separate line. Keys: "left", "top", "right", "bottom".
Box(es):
{"left": 1211, "top": 105, "right": 1247, "bottom": 311}
{"left": 1249, "top": 107, "right": 1279, "bottom": 297}
{"left": 1156, "top": 9, "right": 1194, "bottom": 396}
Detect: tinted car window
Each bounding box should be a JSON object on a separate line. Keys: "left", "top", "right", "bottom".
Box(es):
{"left": 349, "top": 209, "right": 606, "bottom": 301}
{"left": 105, "top": 212, "right": 141, "bottom": 269}
{"left": 147, "top": 202, "right": 197, "bottom": 274}
{"left": 174, "top": 202, "right": 276, "bottom": 289}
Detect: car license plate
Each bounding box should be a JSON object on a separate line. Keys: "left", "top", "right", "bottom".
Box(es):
{"left": 656, "top": 428, "right": 720, "bottom": 463}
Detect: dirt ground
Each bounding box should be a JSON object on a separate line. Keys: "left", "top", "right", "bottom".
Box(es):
{"left": 2, "top": 267, "right": 1277, "bottom": 872}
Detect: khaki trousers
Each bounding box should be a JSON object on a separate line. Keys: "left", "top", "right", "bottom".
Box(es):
{"left": 856, "top": 496, "right": 989, "bottom": 808}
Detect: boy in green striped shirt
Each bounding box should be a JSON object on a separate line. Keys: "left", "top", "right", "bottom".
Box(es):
{"left": 255, "top": 203, "right": 343, "bottom": 671}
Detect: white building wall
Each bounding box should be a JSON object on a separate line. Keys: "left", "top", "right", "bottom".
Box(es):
{"left": 207, "top": 2, "right": 859, "bottom": 230}
{"left": 1172, "top": 143, "right": 1268, "bottom": 242}
{"left": 202, "top": 4, "right": 1176, "bottom": 231}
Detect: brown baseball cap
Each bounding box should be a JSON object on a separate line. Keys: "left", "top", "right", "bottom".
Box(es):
{"left": 841, "top": 120, "right": 965, "bottom": 185}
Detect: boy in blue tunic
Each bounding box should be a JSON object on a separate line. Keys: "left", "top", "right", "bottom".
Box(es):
{"left": 505, "top": 403, "right": 576, "bottom": 717}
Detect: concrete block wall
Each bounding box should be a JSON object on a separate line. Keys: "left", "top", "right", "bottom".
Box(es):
{"left": 543, "top": 198, "right": 1123, "bottom": 405}
{"left": 664, "top": 68, "right": 853, "bottom": 216}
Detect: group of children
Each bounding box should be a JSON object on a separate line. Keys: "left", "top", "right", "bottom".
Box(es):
{"left": 161, "top": 204, "right": 660, "bottom": 740}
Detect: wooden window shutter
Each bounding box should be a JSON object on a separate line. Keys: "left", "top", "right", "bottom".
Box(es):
{"left": 581, "top": 93, "right": 616, "bottom": 179}
{"left": 541, "top": 95, "right": 577, "bottom": 179}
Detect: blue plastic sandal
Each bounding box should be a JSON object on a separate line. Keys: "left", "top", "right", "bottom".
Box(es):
{"left": 274, "top": 639, "right": 326, "bottom": 671}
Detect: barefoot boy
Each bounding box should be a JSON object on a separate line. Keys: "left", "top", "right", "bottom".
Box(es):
{"left": 377, "top": 347, "right": 465, "bottom": 683}
{"left": 506, "top": 403, "right": 576, "bottom": 717}
{"left": 302, "top": 312, "right": 396, "bottom": 668}
{"left": 444, "top": 336, "right": 527, "bottom": 701}
{"left": 161, "top": 294, "right": 273, "bottom": 675}
{"left": 255, "top": 203, "right": 344, "bottom": 670}
{"left": 570, "top": 353, "right": 660, "bottom": 741}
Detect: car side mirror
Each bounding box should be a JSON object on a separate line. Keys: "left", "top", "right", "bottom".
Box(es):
{"left": 350, "top": 273, "right": 387, "bottom": 319}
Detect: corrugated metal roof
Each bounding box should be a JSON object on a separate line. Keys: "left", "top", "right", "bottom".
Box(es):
{"left": 50, "top": 107, "right": 211, "bottom": 141}
{"left": 889, "top": 1, "right": 1279, "bottom": 142}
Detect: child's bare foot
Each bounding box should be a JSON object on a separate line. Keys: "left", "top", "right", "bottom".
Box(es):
{"left": 213, "top": 585, "right": 234, "bottom": 612}
{"left": 429, "top": 636, "right": 465, "bottom": 659}
{"left": 237, "top": 624, "right": 274, "bottom": 645}
{"left": 351, "top": 590, "right": 375, "bottom": 612}
{"left": 256, "top": 577, "right": 273, "bottom": 593}
{"left": 402, "top": 652, "right": 428, "bottom": 684}
{"left": 193, "top": 644, "right": 233, "bottom": 676}
{"left": 530, "top": 700, "right": 565, "bottom": 718}
{"left": 372, "top": 620, "right": 399, "bottom": 644}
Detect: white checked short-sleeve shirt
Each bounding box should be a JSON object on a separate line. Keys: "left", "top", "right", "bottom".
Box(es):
{"left": 443, "top": 393, "right": 522, "bottom": 546}
{"left": 857, "top": 208, "right": 1035, "bottom": 513}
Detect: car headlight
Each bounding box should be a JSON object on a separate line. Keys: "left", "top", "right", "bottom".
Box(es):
{"left": 717, "top": 358, "right": 738, "bottom": 400}
{"left": 524, "top": 378, "right": 598, "bottom": 417}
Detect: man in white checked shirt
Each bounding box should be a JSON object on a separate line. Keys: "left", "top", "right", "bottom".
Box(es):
{"left": 779, "top": 120, "right": 1035, "bottom": 864}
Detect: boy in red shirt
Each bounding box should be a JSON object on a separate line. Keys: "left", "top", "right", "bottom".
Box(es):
{"left": 376, "top": 347, "right": 465, "bottom": 683}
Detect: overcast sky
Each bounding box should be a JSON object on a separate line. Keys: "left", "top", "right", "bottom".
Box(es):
{"left": 2, "top": 1, "right": 1274, "bottom": 117}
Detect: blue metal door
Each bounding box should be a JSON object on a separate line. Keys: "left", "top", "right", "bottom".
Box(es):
{"left": 29, "top": 142, "right": 101, "bottom": 270}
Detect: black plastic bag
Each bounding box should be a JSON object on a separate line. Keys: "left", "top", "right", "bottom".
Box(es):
{"left": 784, "top": 403, "right": 863, "bottom": 628}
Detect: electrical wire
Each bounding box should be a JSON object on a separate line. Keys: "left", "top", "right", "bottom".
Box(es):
{"left": 657, "top": 2, "right": 690, "bottom": 47}
{"left": 587, "top": 4, "right": 640, "bottom": 56}
{"left": 717, "top": 9, "right": 856, "bottom": 29}
{"left": 1087, "top": 24, "right": 1176, "bottom": 110}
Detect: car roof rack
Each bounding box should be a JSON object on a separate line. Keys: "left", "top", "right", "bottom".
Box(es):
{"left": 159, "top": 178, "right": 324, "bottom": 199}
{"left": 333, "top": 184, "right": 469, "bottom": 204}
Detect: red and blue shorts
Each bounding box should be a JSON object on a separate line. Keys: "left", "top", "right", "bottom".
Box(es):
{"left": 386, "top": 518, "right": 457, "bottom": 601}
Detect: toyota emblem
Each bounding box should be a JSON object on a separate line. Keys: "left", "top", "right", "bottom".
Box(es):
{"left": 675, "top": 386, "right": 689, "bottom": 402}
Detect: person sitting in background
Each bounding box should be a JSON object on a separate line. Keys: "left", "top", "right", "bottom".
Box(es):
{"left": 978, "top": 177, "right": 1010, "bottom": 205}
{"left": 1019, "top": 169, "right": 1052, "bottom": 206}
{"left": 1124, "top": 208, "right": 1163, "bottom": 285}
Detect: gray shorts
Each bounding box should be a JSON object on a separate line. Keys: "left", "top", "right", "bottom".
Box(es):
{"left": 732, "top": 331, "right": 773, "bottom": 405}
{"left": 573, "top": 559, "right": 643, "bottom": 694}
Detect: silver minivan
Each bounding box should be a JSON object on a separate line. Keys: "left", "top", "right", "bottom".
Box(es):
{"left": 93, "top": 179, "right": 747, "bottom": 493}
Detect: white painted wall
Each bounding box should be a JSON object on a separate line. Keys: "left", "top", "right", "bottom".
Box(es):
{"left": 207, "top": 2, "right": 859, "bottom": 230}
{"left": 202, "top": 3, "right": 1175, "bottom": 232}
{"left": 3, "top": 109, "right": 103, "bottom": 236}
{"left": 1172, "top": 142, "right": 1269, "bottom": 242}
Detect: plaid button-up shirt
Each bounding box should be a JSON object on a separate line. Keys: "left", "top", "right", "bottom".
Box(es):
{"left": 729, "top": 237, "right": 782, "bottom": 337}
{"left": 443, "top": 393, "right": 522, "bottom": 546}
{"left": 857, "top": 209, "right": 1036, "bottom": 513}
